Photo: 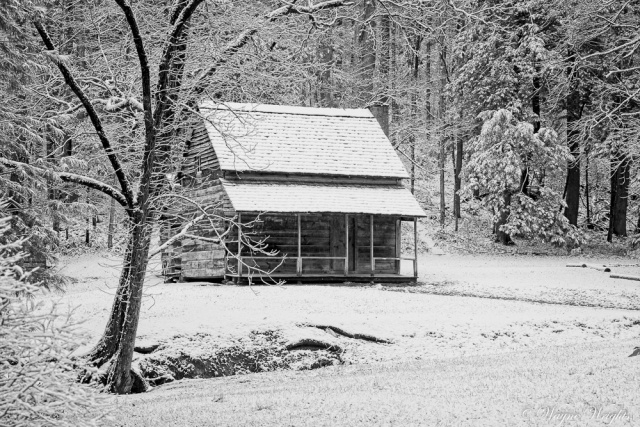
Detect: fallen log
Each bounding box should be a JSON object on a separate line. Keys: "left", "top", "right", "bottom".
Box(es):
{"left": 301, "top": 323, "right": 393, "bottom": 344}
{"left": 565, "top": 263, "right": 611, "bottom": 272}
{"left": 585, "top": 264, "right": 611, "bottom": 272}
{"left": 610, "top": 274, "right": 640, "bottom": 282}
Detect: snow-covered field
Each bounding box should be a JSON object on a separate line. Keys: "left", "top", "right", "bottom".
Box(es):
{"left": 47, "top": 251, "right": 640, "bottom": 425}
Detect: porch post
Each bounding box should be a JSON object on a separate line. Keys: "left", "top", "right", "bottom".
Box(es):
{"left": 344, "top": 214, "right": 349, "bottom": 276}
{"left": 370, "top": 214, "right": 374, "bottom": 278}
{"left": 395, "top": 218, "right": 401, "bottom": 274}
{"left": 413, "top": 217, "right": 418, "bottom": 278}
{"left": 237, "top": 213, "right": 242, "bottom": 281}
{"left": 297, "top": 213, "right": 302, "bottom": 276}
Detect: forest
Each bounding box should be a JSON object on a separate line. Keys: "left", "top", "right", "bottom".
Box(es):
{"left": 1, "top": 0, "right": 640, "bottom": 418}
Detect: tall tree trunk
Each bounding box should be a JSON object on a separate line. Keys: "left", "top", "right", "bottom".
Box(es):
{"left": 608, "top": 152, "right": 631, "bottom": 240}
{"left": 390, "top": 22, "right": 399, "bottom": 145}
{"left": 585, "top": 145, "right": 592, "bottom": 228}
{"left": 564, "top": 80, "right": 582, "bottom": 225}
{"left": 106, "top": 216, "right": 151, "bottom": 393}
{"left": 438, "top": 43, "right": 447, "bottom": 228}
{"left": 107, "top": 185, "right": 117, "bottom": 249}
{"left": 356, "top": 0, "right": 376, "bottom": 105}
{"left": 316, "top": 32, "right": 334, "bottom": 107}
{"left": 409, "top": 35, "right": 421, "bottom": 195}
{"left": 612, "top": 154, "right": 630, "bottom": 237}
{"left": 607, "top": 158, "right": 617, "bottom": 242}
{"left": 454, "top": 133, "right": 462, "bottom": 224}
{"left": 424, "top": 39, "right": 432, "bottom": 196}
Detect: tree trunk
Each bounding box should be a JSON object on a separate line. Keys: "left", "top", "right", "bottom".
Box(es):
{"left": 409, "top": 35, "right": 421, "bottom": 195}
{"left": 607, "top": 159, "right": 617, "bottom": 242}
{"left": 390, "top": 22, "right": 399, "bottom": 145}
{"left": 105, "top": 216, "right": 151, "bottom": 393}
{"left": 356, "top": 0, "right": 376, "bottom": 104}
{"left": 612, "top": 154, "right": 630, "bottom": 237}
{"left": 316, "top": 32, "right": 334, "bottom": 107}
{"left": 107, "top": 194, "right": 116, "bottom": 249}
{"left": 564, "top": 82, "right": 581, "bottom": 226}
{"left": 495, "top": 191, "right": 513, "bottom": 245}
{"left": 86, "top": 213, "right": 152, "bottom": 393}
{"left": 438, "top": 43, "right": 447, "bottom": 228}
{"left": 585, "top": 145, "right": 592, "bottom": 228}
{"left": 454, "top": 134, "right": 462, "bottom": 223}
{"left": 424, "top": 38, "right": 432, "bottom": 196}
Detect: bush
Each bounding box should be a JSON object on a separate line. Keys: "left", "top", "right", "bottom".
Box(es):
{"left": 0, "top": 216, "right": 110, "bottom": 426}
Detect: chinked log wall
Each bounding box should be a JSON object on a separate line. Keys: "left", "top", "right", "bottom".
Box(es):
{"left": 161, "top": 178, "right": 230, "bottom": 280}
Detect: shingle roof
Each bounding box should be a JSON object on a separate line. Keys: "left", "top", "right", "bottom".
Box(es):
{"left": 219, "top": 179, "right": 426, "bottom": 216}
{"left": 199, "top": 102, "right": 409, "bottom": 179}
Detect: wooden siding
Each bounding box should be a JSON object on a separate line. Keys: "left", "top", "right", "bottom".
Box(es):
{"left": 161, "top": 179, "right": 230, "bottom": 279}
{"left": 181, "top": 119, "right": 220, "bottom": 179}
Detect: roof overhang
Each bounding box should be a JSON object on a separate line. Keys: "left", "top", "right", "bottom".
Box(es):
{"left": 219, "top": 179, "right": 426, "bottom": 217}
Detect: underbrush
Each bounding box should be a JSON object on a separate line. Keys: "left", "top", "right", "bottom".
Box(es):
{"left": 423, "top": 212, "right": 639, "bottom": 258}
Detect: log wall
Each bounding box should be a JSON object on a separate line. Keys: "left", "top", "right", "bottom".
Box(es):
{"left": 161, "top": 178, "right": 229, "bottom": 280}
{"left": 181, "top": 120, "right": 220, "bottom": 179}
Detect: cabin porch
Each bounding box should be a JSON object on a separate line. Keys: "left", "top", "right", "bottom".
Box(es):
{"left": 225, "top": 212, "right": 418, "bottom": 283}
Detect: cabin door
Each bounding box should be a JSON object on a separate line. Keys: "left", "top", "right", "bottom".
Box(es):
{"left": 348, "top": 216, "right": 356, "bottom": 272}
{"left": 347, "top": 215, "right": 372, "bottom": 273}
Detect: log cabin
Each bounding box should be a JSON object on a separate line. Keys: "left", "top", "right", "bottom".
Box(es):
{"left": 161, "top": 102, "right": 425, "bottom": 283}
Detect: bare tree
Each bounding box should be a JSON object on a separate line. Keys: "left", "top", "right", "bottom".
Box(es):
{"left": 1, "top": 0, "right": 353, "bottom": 394}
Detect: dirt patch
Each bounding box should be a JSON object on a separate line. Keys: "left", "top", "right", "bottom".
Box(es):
{"left": 135, "top": 329, "right": 348, "bottom": 388}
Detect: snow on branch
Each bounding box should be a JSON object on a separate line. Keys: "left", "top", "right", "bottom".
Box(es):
{"left": 0, "top": 157, "right": 129, "bottom": 208}
{"left": 267, "top": 0, "right": 354, "bottom": 20}
{"left": 191, "top": 0, "right": 351, "bottom": 98}
{"left": 148, "top": 214, "right": 206, "bottom": 259}
{"left": 33, "top": 21, "right": 135, "bottom": 207}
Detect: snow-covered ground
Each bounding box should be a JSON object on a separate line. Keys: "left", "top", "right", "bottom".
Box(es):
{"left": 45, "top": 252, "right": 640, "bottom": 364}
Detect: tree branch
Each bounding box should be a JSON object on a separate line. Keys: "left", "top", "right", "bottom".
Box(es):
{"left": 33, "top": 21, "right": 134, "bottom": 207}
{"left": 154, "top": 0, "right": 204, "bottom": 125}
{"left": 191, "top": 0, "right": 352, "bottom": 98}
{"left": 190, "top": 29, "right": 257, "bottom": 98}
{"left": 267, "top": 0, "right": 353, "bottom": 20}
{"left": 112, "top": 1, "right": 154, "bottom": 208}
{"left": 0, "top": 157, "right": 128, "bottom": 207}
{"left": 148, "top": 213, "right": 206, "bottom": 259}
{"left": 113, "top": 0, "right": 153, "bottom": 125}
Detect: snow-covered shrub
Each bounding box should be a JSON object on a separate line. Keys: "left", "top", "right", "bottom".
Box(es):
{"left": 463, "top": 109, "right": 584, "bottom": 247}
{"left": 0, "top": 216, "right": 109, "bottom": 426}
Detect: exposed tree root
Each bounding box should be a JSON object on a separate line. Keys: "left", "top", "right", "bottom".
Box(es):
{"left": 300, "top": 324, "right": 393, "bottom": 344}
{"left": 285, "top": 338, "right": 343, "bottom": 352}
{"left": 134, "top": 341, "right": 160, "bottom": 354}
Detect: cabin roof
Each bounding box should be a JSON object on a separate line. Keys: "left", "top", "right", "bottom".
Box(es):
{"left": 199, "top": 102, "right": 409, "bottom": 179}
{"left": 219, "top": 179, "right": 426, "bottom": 216}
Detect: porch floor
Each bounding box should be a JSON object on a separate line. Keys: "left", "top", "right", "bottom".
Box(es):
{"left": 225, "top": 273, "right": 417, "bottom": 284}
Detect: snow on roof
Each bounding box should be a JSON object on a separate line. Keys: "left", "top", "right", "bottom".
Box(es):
{"left": 199, "top": 101, "right": 409, "bottom": 179}
{"left": 220, "top": 179, "right": 426, "bottom": 216}
{"left": 208, "top": 102, "right": 373, "bottom": 118}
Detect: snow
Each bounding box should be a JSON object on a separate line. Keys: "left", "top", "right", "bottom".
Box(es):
{"left": 199, "top": 101, "right": 373, "bottom": 118}
{"left": 43, "top": 251, "right": 640, "bottom": 364}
